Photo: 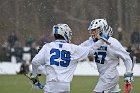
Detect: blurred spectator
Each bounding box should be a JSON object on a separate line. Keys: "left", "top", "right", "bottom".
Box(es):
{"left": 128, "top": 45, "right": 140, "bottom": 63}
{"left": 130, "top": 31, "right": 140, "bottom": 44}
{"left": 29, "top": 42, "right": 38, "bottom": 60}
{"left": 12, "top": 42, "right": 24, "bottom": 63}
{"left": 16, "top": 60, "right": 29, "bottom": 74}
{"left": 38, "top": 35, "right": 48, "bottom": 46}
{"left": 26, "top": 35, "right": 35, "bottom": 47}
{"left": 133, "top": 47, "right": 140, "bottom": 63}
{"left": 7, "top": 31, "right": 18, "bottom": 48}
{"left": 117, "top": 27, "right": 123, "bottom": 41}
{"left": 0, "top": 41, "right": 11, "bottom": 62}
{"left": 127, "top": 45, "right": 135, "bottom": 63}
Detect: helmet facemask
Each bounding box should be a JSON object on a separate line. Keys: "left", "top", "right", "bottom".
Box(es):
{"left": 68, "top": 31, "right": 72, "bottom": 43}
{"left": 89, "top": 27, "right": 101, "bottom": 42}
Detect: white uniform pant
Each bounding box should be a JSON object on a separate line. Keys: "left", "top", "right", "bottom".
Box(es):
{"left": 44, "top": 82, "right": 70, "bottom": 93}
{"left": 93, "top": 72, "right": 120, "bottom": 93}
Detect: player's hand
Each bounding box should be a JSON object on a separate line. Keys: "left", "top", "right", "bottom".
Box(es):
{"left": 99, "top": 32, "right": 110, "bottom": 44}
{"left": 30, "top": 76, "right": 39, "bottom": 84}
{"left": 30, "top": 75, "right": 44, "bottom": 89}
{"left": 99, "top": 26, "right": 112, "bottom": 45}
{"left": 124, "top": 72, "right": 134, "bottom": 83}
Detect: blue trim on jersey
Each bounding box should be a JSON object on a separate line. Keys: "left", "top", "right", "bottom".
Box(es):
{"left": 55, "top": 40, "right": 67, "bottom": 43}
{"left": 59, "top": 44, "right": 63, "bottom": 48}
{"left": 93, "top": 38, "right": 98, "bottom": 42}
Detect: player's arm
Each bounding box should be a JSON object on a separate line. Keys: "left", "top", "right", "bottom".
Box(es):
{"left": 80, "top": 39, "right": 89, "bottom": 46}
{"left": 31, "top": 45, "right": 46, "bottom": 77}
{"left": 112, "top": 43, "right": 134, "bottom": 93}
{"left": 80, "top": 37, "right": 93, "bottom": 46}
{"left": 25, "top": 44, "right": 46, "bottom": 89}
{"left": 110, "top": 40, "right": 133, "bottom": 82}
{"left": 117, "top": 49, "right": 133, "bottom": 73}
{"left": 111, "top": 41, "right": 133, "bottom": 73}
{"left": 74, "top": 27, "right": 110, "bottom": 61}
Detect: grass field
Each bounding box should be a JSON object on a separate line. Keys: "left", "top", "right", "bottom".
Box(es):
{"left": 0, "top": 75, "right": 140, "bottom": 93}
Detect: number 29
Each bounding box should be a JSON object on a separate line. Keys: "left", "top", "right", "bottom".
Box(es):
{"left": 50, "top": 48, "right": 71, "bottom": 67}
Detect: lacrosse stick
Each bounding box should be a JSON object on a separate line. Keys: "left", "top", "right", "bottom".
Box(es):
{"left": 125, "top": 81, "right": 133, "bottom": 93}
{"left": 100, "top": 38, "right": 111, "bottom": 45}
{"left": 24, "top": 73, "right": 44, "bottom": 89}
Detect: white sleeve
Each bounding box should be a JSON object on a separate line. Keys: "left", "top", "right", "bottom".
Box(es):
{"left": 72, "top": 45, "right": 90, "bottom": 61}
{"left": 31, "top": 45, "right": 46, "bottom": 76}
{"left": 88, "top": 39, "right": 104, "bottom": 55}
{"left": 110, "top": 40, "right": 133, "bottom": 73}
{"left": 72, "top": 39, "right": 104, "bottom": 61}
{"left": 80, "top": 37, "right": 92, "bottom": 46}
{"left": 80, "top": 40, "right": 90, "bottom": 46}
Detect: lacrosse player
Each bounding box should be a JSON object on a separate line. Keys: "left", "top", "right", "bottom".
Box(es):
{"left": 80, "top": 19, "right": 133, "bottom": 93}
{"left": 30, "top": 23, "right": 110, "bottom": 93}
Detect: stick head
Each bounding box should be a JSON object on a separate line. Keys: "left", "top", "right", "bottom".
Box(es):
{"left": 125, "top": 82, "right": 133, "bottom": 93}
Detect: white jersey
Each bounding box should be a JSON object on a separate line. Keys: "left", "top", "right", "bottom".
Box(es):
{"left": 32, "top": 39, "right": 104, "bottom": 83}
{"left": 81, "top": 37, "right": 133, "bottom": 75}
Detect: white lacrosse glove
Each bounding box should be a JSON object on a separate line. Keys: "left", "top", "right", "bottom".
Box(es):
{"left": 124, "top": 72, "right": 134, "bottom": 83}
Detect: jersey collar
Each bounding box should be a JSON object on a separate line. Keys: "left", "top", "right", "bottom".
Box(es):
{"left": 55, "top": 40, "right": 67, "bottom": 43}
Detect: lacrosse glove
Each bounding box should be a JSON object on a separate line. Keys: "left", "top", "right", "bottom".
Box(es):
{"left": 34, "top": 82, "right": 44, "bottom": 89}
{"left": 124, "top": 72, "right": 134, "bottom": 83}
{"left": 30, "top": 75, "right": 44, "bottom": 89}
{"left": 30, "top": 76, "right": 39, "bottom": 84}
{"left": 99, "top": 32, "right": 110, "bottom": 44}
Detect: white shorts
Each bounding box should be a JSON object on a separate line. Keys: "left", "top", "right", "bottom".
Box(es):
{"left": 111, "top": 84, "right": 121, "bottom": 92}
{"left": 98, "top": 84, "right": 121, "bottom": 93}
{"left": 93, "top": 73, "right": 120, "bottom": 92}
{"left": 44, "top": 82, "right": 70, "bottom": 93}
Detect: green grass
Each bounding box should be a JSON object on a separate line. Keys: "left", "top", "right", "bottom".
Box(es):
{"left": 0, "top": 75, "right": 139, "bottom": 93}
